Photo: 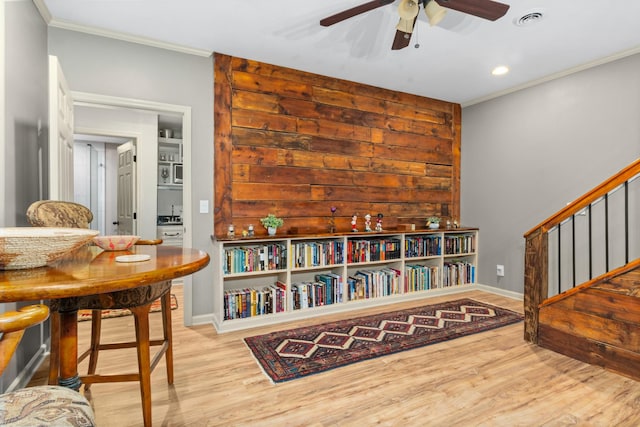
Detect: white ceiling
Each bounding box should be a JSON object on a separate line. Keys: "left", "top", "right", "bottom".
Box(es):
{"left": 40, "top": 0, "right": 640, "bottom": 106}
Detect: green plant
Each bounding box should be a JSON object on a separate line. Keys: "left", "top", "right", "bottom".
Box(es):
{"left": 260, "top": 214, "right": 284, "bottom": 229}
{"left": 427, "top": 216, "right": 440, "bottom": 223}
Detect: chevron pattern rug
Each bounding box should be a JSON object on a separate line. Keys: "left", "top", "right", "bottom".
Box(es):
{"left": 244, "top": 298, "right": 523, "bottom": 383}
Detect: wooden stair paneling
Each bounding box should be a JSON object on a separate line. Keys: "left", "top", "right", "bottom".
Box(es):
{"left": 538, "top": 324, "right": 640, "bottom": 382}
{"left": 538, "top": 265, "right": 640, "bottom": 381}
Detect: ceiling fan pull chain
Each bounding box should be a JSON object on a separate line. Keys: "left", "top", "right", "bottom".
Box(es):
{"left": 414, "top": 13, "right": 420, "bottom": 48}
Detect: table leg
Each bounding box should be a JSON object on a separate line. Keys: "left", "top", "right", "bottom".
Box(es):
{"left": 58, "top": 309, "right": 81, "bottom": 391}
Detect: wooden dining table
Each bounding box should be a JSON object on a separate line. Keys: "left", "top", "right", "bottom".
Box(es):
{"left": 0, "top": 244, "right": 210, "bottom": 390}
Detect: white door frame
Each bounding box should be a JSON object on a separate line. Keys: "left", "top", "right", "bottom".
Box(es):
{"left": 72, "top": 91, "right": 194, "bottom": 326}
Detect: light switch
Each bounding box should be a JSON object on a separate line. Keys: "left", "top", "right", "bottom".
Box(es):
{"left": 199, "top": 200, "right": 209, "bottom": 214}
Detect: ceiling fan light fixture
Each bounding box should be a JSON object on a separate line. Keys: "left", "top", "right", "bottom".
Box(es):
{"left": 396, "top": 17, "right": 416, "bottom": 33}
{"left": 425, "top": 0, "right": 447, "bottom": 26}
{"left": 398, "top": 0, "right": 419, "bottom": 20}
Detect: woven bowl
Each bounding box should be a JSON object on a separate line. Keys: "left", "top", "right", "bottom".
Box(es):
{"left": 0, "top": 227, "right": 99, "bottom": 270}
{"left": 93, "top": 235, "right": 140, "bottom": 251}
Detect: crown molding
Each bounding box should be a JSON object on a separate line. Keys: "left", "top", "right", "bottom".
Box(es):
{"left": 32, "top": 0, "right": 211, "bottom": 58}
{"left": 463, "top": 45, "right": 640, "bottom": 108}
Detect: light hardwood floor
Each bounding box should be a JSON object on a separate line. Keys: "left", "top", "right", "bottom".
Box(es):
{"left": 29, "top": 286, "right": 640, "bottom": 426}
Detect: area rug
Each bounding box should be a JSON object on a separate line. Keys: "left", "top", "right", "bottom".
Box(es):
{"left": 78, "top": 293, "right": 178, "bottom": 321}
{"left": 244, "top": 298, "right": 523, "bottom": 383}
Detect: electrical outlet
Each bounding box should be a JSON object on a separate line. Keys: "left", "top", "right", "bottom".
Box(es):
{"left": 497, "top": 265, "right": 505, "bottom": 277}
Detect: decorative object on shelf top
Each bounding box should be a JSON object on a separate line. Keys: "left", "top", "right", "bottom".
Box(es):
{"left": 351, "top": 214, "right": 358, "bottom": 232}
{"left": 93, "top": 235, "right": 140, "bottom": 251}
{"left": 159, "top": 129, "right": 173, "bottom": 138}
{"left": 364, "top": 214, "right": 372, "bottom": 232}
{"left": 426, "top": 216, "right": 440, "bottom": 229}
{"left": 329, "top": 206, "right": 337, "bottom": 233}
{"left": 376, "top": 213, "right": 384, "bottom": 232}
{"left": 0, "top": 227, "right": 99, "bottom": 270}
{"left": 261, "top": 214, "right": 284, "bottom": 236}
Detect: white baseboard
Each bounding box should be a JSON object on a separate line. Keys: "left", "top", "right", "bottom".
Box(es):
{"left": 475, "top": 283, "right": 523, "bottom": 301}
{"left": 5, "top": 344, "right": 47, "bottom": 393}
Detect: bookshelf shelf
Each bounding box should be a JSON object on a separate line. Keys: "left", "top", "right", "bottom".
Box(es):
{"left": 212, "top": 228, "right": 479, "bottom": 332}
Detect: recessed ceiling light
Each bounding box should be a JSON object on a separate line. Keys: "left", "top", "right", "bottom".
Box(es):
{"left": 491, "top": 66, "right": 510, "bottom": 76}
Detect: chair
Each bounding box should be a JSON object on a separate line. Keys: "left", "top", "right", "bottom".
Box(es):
{"left": 27, "top": 200, "right": 173, "bottom": 427}
{"left": 0, "top": 304, "right": 96, "bottom": 426}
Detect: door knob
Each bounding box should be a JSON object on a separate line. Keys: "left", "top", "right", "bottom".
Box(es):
{"left": 113, "top": 221, "right": 120, "bottom": 225}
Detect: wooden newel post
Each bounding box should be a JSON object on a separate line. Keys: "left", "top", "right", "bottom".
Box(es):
{"left": 523, "top": 228, "right": 548, "bottom": 343}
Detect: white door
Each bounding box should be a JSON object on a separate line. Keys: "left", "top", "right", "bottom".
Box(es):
{"left": 48, "top": 56, "right": 74, "bottom": 201}
{"left": 116, "top": 141, "right": 136, "bottom": 235}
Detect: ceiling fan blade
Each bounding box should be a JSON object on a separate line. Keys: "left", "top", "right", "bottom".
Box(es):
{"left": 434, "top": 0, "right": 510, "bottom": 21}
{"left": 320, "top": 0, "right": 395, "bottom": 26}
{"left": 391, "top": 30, "right": 412, "bottom": 50}
{"left": 391, "top": 16, "right": 417, "bottom": 50}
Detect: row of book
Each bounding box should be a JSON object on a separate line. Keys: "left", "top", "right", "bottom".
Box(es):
{"left": 405, "top": 235, "right": 441, "bottom": 258}
{"left": 346, "top": 268, "right": 402, "bottom": 301}
{"left": 223, "top": 243, "right": 287, "bottom": 274}
{"left": 223, "top": 282, "right": 287, "bottom": 320}
{"left": 223, "top": 261, "right": 475, "bottom": 319}
{"left": 292, "top": 240, "right": 344, "bottom": 268}
{"left": 404, "top": 264, "right": 439, "bottom": 292}
{"left": 346, "top": 238, "right": 402, "bottom": 263}
{"left": 291, "top": 273, "right": 343, "bottom": 310}
{"left": 443, "top": 261, "right": 476, "bottom": 286}
{"left": 444, "top": 234, "right": 476, "bottom": 255}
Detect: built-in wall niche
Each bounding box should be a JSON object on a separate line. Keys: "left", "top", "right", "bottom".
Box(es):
{"left": 213, "top": 53, "right": 461, "bottom": 239}
{"left": 158, "top": 114, "right": 183, "bottom": 139}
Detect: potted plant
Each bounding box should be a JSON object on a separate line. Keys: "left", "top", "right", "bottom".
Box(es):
{"left": 260, "top": 214, "right": 284, "bottom": 236}
{"left": 426, "top": 216, "right": 440, "bottom": 229}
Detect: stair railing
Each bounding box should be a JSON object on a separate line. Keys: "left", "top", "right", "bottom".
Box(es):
{"left": 523, "top": 158, "right": 640, "bottom": 343}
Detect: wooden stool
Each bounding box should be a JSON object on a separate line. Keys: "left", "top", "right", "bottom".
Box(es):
{"left": 52, "top": 280, "right": 174, "bottom": 427}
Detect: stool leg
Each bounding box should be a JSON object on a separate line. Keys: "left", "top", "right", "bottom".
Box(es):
{"left": 84, "top": 310, "right": 102, "bottom": 391}
{"left": 48, "top": 311, "right": 60, "bottom": 385}
{"left": 161, "top": 291, "right": 174, "bottom": 384}
{"left": 131, "top": 303, "right": 153, "bottom": 427}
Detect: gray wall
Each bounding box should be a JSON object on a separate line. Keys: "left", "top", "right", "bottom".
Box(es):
{"left": 1, "top": 0, "right": 49, "bottom": 392}
{"left": 461, "top": 53, "right": 640, "bottom": 294}
{"left": 48, "top": 28, "right": 215, "bottom": 318}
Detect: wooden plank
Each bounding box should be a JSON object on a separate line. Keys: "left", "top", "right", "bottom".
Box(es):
{"left": 232, "top": 128, "right": 310, "bottom": 150}
{"left": 539, "top": 303, "right": 640, "bottom": 350}
{"left": 232, "top": 108, "right": 297, "bottom": 133}
{"left": 213, "top": 53, "right": 233, "bottom": 238}
{"left": 523, "top": 229, "right": 547, "bottom": 343}
{"left": 233, "top": 56, "right": 454, "bottom": 114}
{"left": 232, "top": 90, "right": 280, "bottom": 113}
{"left": 538, "top": 324, "right": 640, "bottom": 382}
{"left": 296, "top": 117, "right": 371, "bottom": 142}
{"left": 231, "top": 71, "right": 312, "bottom": 100}
{"left": 572, "top": 288, "right": 640, "bottom": 325}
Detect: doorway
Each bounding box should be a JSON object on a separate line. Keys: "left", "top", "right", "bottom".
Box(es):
{"left": 71, "top": 92, "right": 194, "bottom": 325}
{"left": 73, "top": 134, "right": 132, "bottom": 235}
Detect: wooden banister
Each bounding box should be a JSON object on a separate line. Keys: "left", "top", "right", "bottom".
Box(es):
{"left": 523, "top": 158, "right": 640, "bottom": 343}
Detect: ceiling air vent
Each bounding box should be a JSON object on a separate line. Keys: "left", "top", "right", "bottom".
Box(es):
{"left": 515, "top": 11, "right": 544, "bottom": 27}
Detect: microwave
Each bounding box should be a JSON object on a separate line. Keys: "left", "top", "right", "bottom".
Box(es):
{"left": 173, "top": 163, "right": 183, "bottom": 184}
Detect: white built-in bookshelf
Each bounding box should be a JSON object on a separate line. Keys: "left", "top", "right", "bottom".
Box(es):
{"left": 211, "top": 228, "right": 478, "bottom": 332}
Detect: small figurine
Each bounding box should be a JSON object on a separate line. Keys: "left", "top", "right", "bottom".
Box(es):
{"left": 329, "top": 206, "right": 337, "bottom": 233}
{"left": 376, "top": 213, "right": 383, "bottom": 232}
{"left": 351, "top": 213, "right": 358, "bottom": 232}
{"left": 248, "top": 224, "right": 255, "bottom": 237}
{"left": 227, "top": 224, "right": 235, "bottom": 238}
{"left": 364, "top": 214, "right": 372, "bottom": 232}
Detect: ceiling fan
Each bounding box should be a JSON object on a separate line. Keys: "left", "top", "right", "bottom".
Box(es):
{"left": 320, "top": 0, "right": 510, "bottom": 50}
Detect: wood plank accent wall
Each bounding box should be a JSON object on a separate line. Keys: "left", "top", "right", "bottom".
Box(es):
{"left": 214, "top": 52, "right": 461, "bottom": 238}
